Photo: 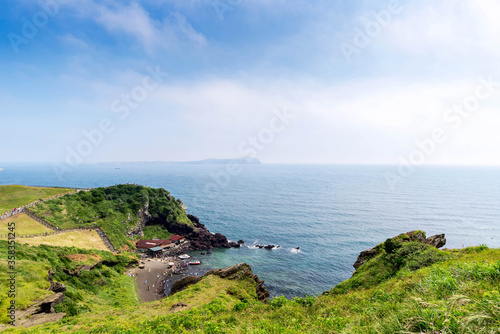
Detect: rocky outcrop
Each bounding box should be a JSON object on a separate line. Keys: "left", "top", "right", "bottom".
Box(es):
{"left": 353, "top": 247, "right": 377, "bottom": 270}
{"left": 48, "top": 270, "right": 66, "bottom": 293}
{"left": 185, "top": 214, "right": 241, "bottom": 250}
{"left": 127, "top": 202, "right": 152, "bottom": 239}
{"left": 16, "top": 293, "right": 65, "bottom": 327}
{"left": 126, "top": 196, "right": 242, "bottom": 251}
{"left": 16, "top": 313, "right": 66, "bottom": 328}
{"left": 169, "top": 276, "right": 203, "bottom": 295}
{"left": 62, "top": 262, "right": 101, "bottom": 277}
{"left": 205, "top": 263, "right": 270, "bottom": 303}
{"left": 10, "top": 270, "right": 68, "bottom": 327}
{"left": 424, "top": 234, "right": 446, "bottom": 248}
{"left": 353, "top": 231, "right": 447, "bottom": 271}
{"left": 169, "top": 263, "right": 270, "bottom": 303}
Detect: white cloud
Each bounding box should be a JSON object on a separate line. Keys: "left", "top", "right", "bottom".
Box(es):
{"left": 379, "top": 0, "right": 500, "bottom": 60}
{"left": 71, "top": 1, "right": 207, "bottom": 53}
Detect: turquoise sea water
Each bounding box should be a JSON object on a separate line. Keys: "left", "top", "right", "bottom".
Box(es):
{"left": 1, "top": 163, "right": 499, "bottom": 297}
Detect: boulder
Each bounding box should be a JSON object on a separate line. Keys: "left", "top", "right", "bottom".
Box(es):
{"left": 425, "top": 234, "right": 446, "bottom": 248}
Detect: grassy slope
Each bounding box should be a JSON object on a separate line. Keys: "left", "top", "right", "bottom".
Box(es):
{"left": 0, "top": 186, "right": 74, "bottom": 212}
{"left": 28, "top": 185, "right": 192, "bottom": 249}
{"left": 0, "top": 241, "right": 138, "bottom": 325}
{"left": 6, "top": 243, "right": 500, "bottom": 333}
{"left": 15, "top": 230, "right": 109, "bottom": 251}
{"left": 142, "top": 225, "right": 173, "bottom": 240}
{"left": 0, "top": 213, "right": 52, "bottom": 236}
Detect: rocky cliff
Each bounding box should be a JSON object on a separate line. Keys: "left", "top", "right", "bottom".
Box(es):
{"left": 129, "top": 199, "right": 240, "bottom": 250}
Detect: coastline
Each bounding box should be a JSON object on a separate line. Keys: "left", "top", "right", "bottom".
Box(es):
{"left": 128, "top": 253, "right": 210, "bottom": 303}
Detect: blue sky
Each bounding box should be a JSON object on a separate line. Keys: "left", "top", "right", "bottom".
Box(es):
{"left": 1, "top": 0, "right": 500, "bottom": 165}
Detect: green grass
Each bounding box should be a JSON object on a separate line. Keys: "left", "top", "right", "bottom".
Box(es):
{"left": 3, "top": 242, "right": 500, "bottom": 333}
{"left": 0, "top": 213, "right": 52, "bottom": 237}
{"left": 0, "top": 185, "right": 74, "bottom": 212}
{"left": 15, "top": 230, "right": 109, "bottom": 251}
{"left": 28, "top": 184, "right": 192, "bottom": 249}
{"left": 0, "top": 241, "right": 138, "bottom": 325}
{"left": 142, "top": 225, "right": 173, "bottom": 240}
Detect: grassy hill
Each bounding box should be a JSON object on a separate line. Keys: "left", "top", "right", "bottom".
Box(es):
{"left": 0, "top": 214, "right": 52, "bottom": 237}
{"left": 16, "top": 230, "right": 109, "bottom": 251}
{"left": 1, "top": 186, "right": 499, "bottom": 333}
{"left": 1, "top": 239, "right": 499, "bottom": 333}
{"left": 28, "top": 185, "right": 192, "bottom": 250}
{"left": 0, "top": 186, "right": 74, "bottom": 212}
{"left": 0, "top": 241, "right": 138, "bottom": 326}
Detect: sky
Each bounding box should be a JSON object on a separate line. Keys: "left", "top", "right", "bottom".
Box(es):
{"left": 1, "top": 0, "right": 500, "bottom": 165}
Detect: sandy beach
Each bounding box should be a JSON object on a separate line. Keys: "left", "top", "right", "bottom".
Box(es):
{"left": 128, "top": 256, "right": 209, "bottom": 303}
{"left": 129, "top": 259, "right": 169, "bottom": 303}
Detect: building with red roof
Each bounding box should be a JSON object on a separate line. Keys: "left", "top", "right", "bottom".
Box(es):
{"left": 169, "top": 235, "right": 185, "bottom": 242}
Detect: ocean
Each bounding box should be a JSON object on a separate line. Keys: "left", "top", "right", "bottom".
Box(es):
{"left": 1, "top": 163, "right": 499, "bottom": 298}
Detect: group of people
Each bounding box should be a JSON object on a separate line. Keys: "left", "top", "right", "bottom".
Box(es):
{"left": 1, "top": 207, "right": 23, "bottom": 220}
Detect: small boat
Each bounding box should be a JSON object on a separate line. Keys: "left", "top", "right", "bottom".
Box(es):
{"left": 178, "top": 254, "right": 191, "bottom": 260}
{"left": 189, "top": 261, "right": 201, "bottom": 265}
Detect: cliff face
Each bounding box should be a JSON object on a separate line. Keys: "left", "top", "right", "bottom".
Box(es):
{"left": 131, "top": 200, "right": 240, "bottom": 250}
{"left": 185, "top": 214, "right": 241, "bottom": 250}
{"left": 127, "top": 202, "right": 152, "bottom": 239}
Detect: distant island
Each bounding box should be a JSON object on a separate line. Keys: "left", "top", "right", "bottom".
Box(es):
{"left": 89, "top": 158, "right": 261, "bottom": 165}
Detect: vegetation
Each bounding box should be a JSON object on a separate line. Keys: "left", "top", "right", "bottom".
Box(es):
{"left": 15, "top": 230, "right": 109, "bottom": 251}
{"left": 0, "top": 241, "right": 137, "bottom": 325}
{"left": 2, "top": 186, "right": 499, "bottom": 333}
{"left": 142, "top": 225, "right": 173, "bottom": 240}
{"left": 1, "top": 241, "right": 498, "bottom": 333}
{"left": 0, "top": 214, "right": 51, "bottom": 237}
{"left": 29, "top": 185, "right": 191, "bottom": 249}
{"left": 0, "top": 185, "right": 73, "bottom": 212}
